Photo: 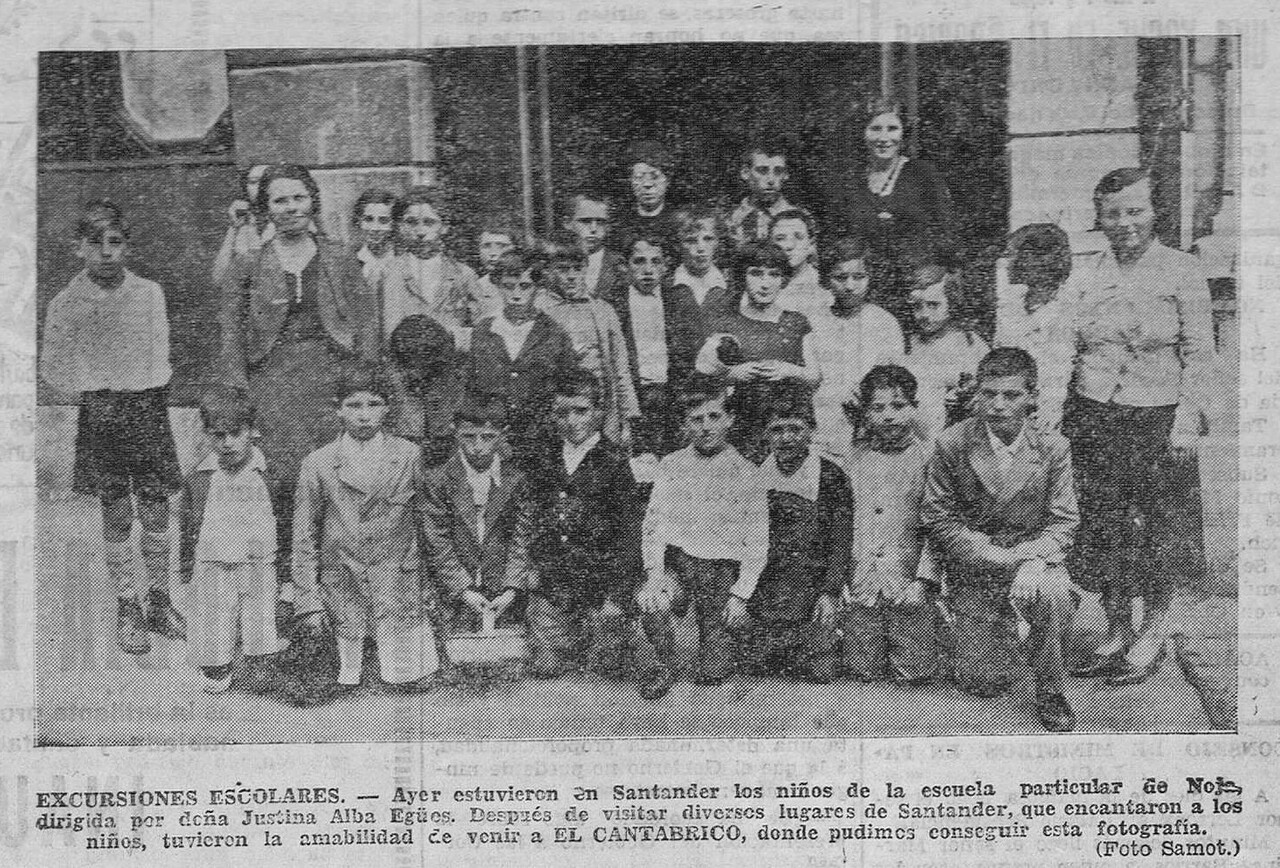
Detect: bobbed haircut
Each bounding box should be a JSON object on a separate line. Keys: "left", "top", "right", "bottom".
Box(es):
{"left": 254, "top": 164, "right": 321, "bottom": 216}
{"left": 857, "top": 364, "right": 919, "bottom": 408}
{"left": 351, "top": 188, "right": 400, "bottom": 225}
{"left": 733, "top": 239, "right": 794, "bottom": 284}
{"left": 1093, "top": 167, "right": 1151, "bottom": 212}
{"left": 976, "top": 346, "right": 1039, "bottom": 392}
{"left": 907, "top": 263, "right": 965, "bottom": 314}
{"left": 198, "top": 384, "right": 256, "bottom": 432}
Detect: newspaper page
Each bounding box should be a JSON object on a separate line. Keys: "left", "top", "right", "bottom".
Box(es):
{"left": 2, "top": 0, "right": 1276, "bottom": 864}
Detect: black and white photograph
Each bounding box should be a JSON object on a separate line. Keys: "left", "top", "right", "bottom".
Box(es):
{"left": 33, "top": 37, "right": 1240, "bottom": 745}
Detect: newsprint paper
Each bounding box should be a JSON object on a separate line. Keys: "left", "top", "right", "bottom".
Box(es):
{"left": 3, "top": 0, "right": 1280, "bottom": 865}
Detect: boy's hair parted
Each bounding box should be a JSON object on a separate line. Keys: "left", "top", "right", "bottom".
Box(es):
{"left": 976, "top": 346, "right": 1039, "bottom": 393}
{"left": 76, "top": 198, "right": 130, "bottom": 240}
{"left": 198, "top": 384, "right": 256, "bottom": 432}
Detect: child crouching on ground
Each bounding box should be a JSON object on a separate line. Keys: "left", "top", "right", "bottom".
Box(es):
{"left": 290, "top": 364, "right": 439, "bottom": 703}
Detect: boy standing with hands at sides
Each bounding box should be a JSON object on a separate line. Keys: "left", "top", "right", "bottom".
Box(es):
{"left": 563, "top": 192, "right": 623, "bottom": 301}
{"left": 180, "top": 386, "right": 285, "bottom": 693}
{"left": 809, "top": 237, "right": 903, "bottom": 459}
{"left": 728, "top": 139, "right": 798, "bottom": 248}
{"left": 637, "top": 380, "right": 769, "bottom": 686}
{"left": 421, "top": 397, "right": 529, "bottom": 632}
{"left": 667, "top": 206, "right": 734, "bottom": 344}
{"left": 921, "top": 348, "right": 1078, "bottom": 732}
{"left": 291, "top": 365, "right": 439, "bottom": 702}
{"left": 741, "top": 391, "right": 850, "bottom": 683}
{"left": 507, "top": 372, "right": 667, "bottom": 698}
{"left": 840, "top": 365, "right": 937, "bottom": 685}
{"left": 40, "top": 201, "right": 186, "bottom": 655}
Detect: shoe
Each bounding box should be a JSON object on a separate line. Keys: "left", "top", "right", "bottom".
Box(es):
{"left": 637, "top": 665, "right": 674, "bottom": 701}
{"left": 1105, "top": 646, "right": 1167, "bottom": 687}
{"left": 956, "top": 678, "right": 1010, "bottom": 699}
{"left": 1035, "top": 692, "right": 1076, "bottom": 732}
{"left": 201, "top": 666, "right": 233, "bottom": 694}
{"left": 144, "top": 588, "right": 187, "bottom": 641}
{"left": 1070, "top": 651, "right": 1127, "bottom": 678}
{"left": 117, "top": 597, "right": 150, "bottom": 655}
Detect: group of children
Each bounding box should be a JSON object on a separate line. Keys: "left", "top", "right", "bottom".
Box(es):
{"left": 41, "top": 138, "right": 1088, "bottom": 732}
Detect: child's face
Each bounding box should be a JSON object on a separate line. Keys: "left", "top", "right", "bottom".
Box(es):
{"left": 770, "top": 217, "right": 814, "bottom": 270}
{"left": 910, "top": 282, "right": 951, "bottom": 337}
{"left": 564, "top": 199, "right": 609, "bottom": 254}
{"left": 679, "top": 219, "right": 719, "bottom": 274}
{"left": 684, "top": 395, "right": 734, "bottom": 457}
{"left": 741, "top": 152, "right": 788, "bottom": 204}
{"left": 827, "top": 258, "right": 870, "bottom": 308}
{"left": 337, "top": 391, "right": 389, "bottom": 441}
{"left": 629, "top": 162, "right": 669, "bottom": 211}
{"left": 359, "top": 203, "right": 394, "bottom": 250}
{"left": 744, "top": 264, "right": 786, "bottom": 308}
{"left": 398, "top": 203, "right": 445, "bottom": 256}
{"left": 764, "top": 416, "right": 812, "bottom": 467}
{"left": 863, "top": 386, "right": 915, "bottom": 444}
{"left": 456, "top": 421, "right": 503, "bottom": 471}
{"left": 549, "top": 257, "right": 587, "bottom": 300}
{"left": 206, "top": 424, "right": 255, "bottom": 472}
{"left": 478, "top": 232, "right": 514, "bottom": 270}
{"left": 499, "top": 268, "right": 538, "bottom": 317}
{"left": 552, "top": 394, "right": 603, "bottom": 446}
{"left": 864, "top": 112, "right": 905, "bottom": 162}
{"left": 975, "top": 373, "right": 1036, "bottom": 439}
{"left": 265, "top": 178, "right": 315, "bottom": 237}
{"left": 627, "top": 241, "right": 666, "bottom": 294}
{"left": 77, "top": 228, "right": 128, "bottom": 283}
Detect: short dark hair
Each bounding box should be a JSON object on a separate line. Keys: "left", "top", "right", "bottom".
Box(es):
{"left": 489, "top": 250, "right": 533, "bottom": 282}
{"left": 552, "top": 369, "right": 602, "bottom": 407}
{"left": 741, "top": 135, "right": 789, "bottom": 166}
{"left": 333, "top": 362, "right": 392, "bottom": 403}
{"left": 623, "top": 233, "right": 669, "bottom": 260}
{"left": 455, "top": 395, "right": 509, "bottom": 428}
{"left": 1008, "top": 223, "right": 1072, "bottom": 287}
{"left": 624, "top": 140, "right": 675, "bottom": 177}
{"left": 677, "top": 375, "right": 733, "bottom": 418}
{"left": 857, "top": 364, "right": 918, "bottom": 408}
{"left": 77, "top": 199, "right": 129, "bottom": 240}
{"left": 733, "top": 239, "right": 794, "bottom": 284}
{"left": 254, "top": 164, "right": 321, "bottom": 216}
{"left": 976, "top": 347, "right": 1038, "bottom": 392}
{"left": 351, "top": 188, "right": 399, "bottom": 225}
{"left": 761, "top": 386, "right": 817, "bottom": 428}
{"left": 1093, "top": 167, "right": 1150, "bottom": 212}
{"left": 394, "top": 185, "right": 446, "bottom": 223}
{"left": 536, "top": 231, "right": 587, "bottom": 266}
{"left": 199, "top": 384, "right": 256, "bottom": 432}
{"left": 673, "top": 205, "right": 725, "bottom": 240}
{"left": 820, "top": 236, "right": 870, "bottom": 278}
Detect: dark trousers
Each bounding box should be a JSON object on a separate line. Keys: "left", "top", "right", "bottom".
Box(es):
{"left": 632, "top": 382, "right": 679, "bottom": 456}
{"left": 738, "top": 617, "right": 837, "bottom": 679}
{"left": 526, "top": 592, "right": 659, "bottom": 677}
{"left": 841, "top": 601, "right": 938, "bottom": 682}
{"left": 1063, "top": 394, "right": 1176, "bottom": 626}
{"left": 645, "top": 548, "right": 740, "bottom": 679}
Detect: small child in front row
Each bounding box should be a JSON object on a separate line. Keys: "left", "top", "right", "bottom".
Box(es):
{"left": 291, "top": 365, "right": 439, "bottom": 702}
{"left": 179, "top": 386, "right": 286, "bottom": 693}
{"left": 840, "top": 365, "right": 937, "bottom": 684}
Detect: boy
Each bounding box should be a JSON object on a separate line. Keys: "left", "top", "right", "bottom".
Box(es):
{"left": 473, "top": 213, "right": 520, "bottom": 323}
{"left": 728, "top": 139, "right": 798, "bottom": 248}
{"left": 809, "top": 237, "right": 903, "bottom": 459}
{"left": 39, "top": 201, "right": 185, "bottom": 655}
{"left": 921, "top": 347, "right": 1078, "bottom": 732}
{"left": 464, "top": 251, "right": 577, "bottom": 467}
{"left": 179, "top": 386, "right": 285, "bottom": 693}
{"left": 742, "top": 392, "right": 850, "bottom": 682}
{"left": 541, "top": 232, "right": 640, "bottom": 446}
{"left": 507, "top": 372, "right": 667, "bottom": 697}
{"left": 611, "top": 234, "right": 686, "bottom": 457}
{"left": 421, "top": 397, "right": 528, "bottom": 631}
{"left": 614, "top": 140, "right": 681, "bottom": 246}
{"left": 637, "top": 380, "right": 769, "bottom": 685}
{"left": 841, "top": 365, "right": 936, "bottom": 684}
{"left": 351, "top": 188, "right": 399, "bottom": 287}
{"left": 562, "top": 193, "right": 623, "bottom": 300}
{"left": 291, "top": 365, "right": 438, "bottom": 699}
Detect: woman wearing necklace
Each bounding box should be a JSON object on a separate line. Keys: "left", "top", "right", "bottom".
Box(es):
{"left": 219, "top": 163, "right": 379, "bottom": 583}
{"left": 839, "top": 98, "right": 955, "bottom": 327}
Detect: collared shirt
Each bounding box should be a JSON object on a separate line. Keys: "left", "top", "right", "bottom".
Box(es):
{"left": 357, "top": 244, "right": 396, "bottom": 287}
{"left": 462, "top": 452, "right": 501, "bottom": 544}
{"left": 672, "top": 264, "right": 727, "bottom": 308}
{"left": 810, "top": 301, "right": 903, "bottom": 456}
{"left": 757, "top": 450, "right": 821, "bottom": 502}
{"left": 987, "top": 422, "right": 1026, "bottom": 478}
{"left": 547, "top": 297, "right": 606, "bottom": 378}
{"left": 846, "top": 436, "right": 929, "bottom": 602}
{"left": 562, "top": 433, "right": 601, "bottom": 476}
{"left": 488, "top": 311, "right": 537, "bottom": 360}
{"left": 728, "top": 195, "right": 796, "bottom": 246}
{"left": 384, "top": 253, "right": 444, "bottom": 337}
{"left": 40, "top": 268, "right": 173, "bottom": 394}
{"left": 583, "top": 248, "right": 606, "bottom": 297}
{"left": 338, "top": 431, "right": 387, "bottom": 491}
{"left": 1072, "top": 242, "right": 1215, "bottom": 434}
{"left": 628, "top": 285, "right": 669, "bottom": 384}
{"left": 194, "top": 447, "right": 277, "bottom": 564}
{"left": 642, "top": 445, "right": 770, "bottom": 599}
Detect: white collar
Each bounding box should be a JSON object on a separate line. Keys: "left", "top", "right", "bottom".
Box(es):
{"left": 673, "top": 263, "right": 726, "bottom": 290}
{"left": 760, "top": 450, "right": 822, "bottom": 502}
{"left": 197, "top": 445, "right": 268, "bottom": 476}
{"left": 357, "top": 244, "right": 392, "bottom": 264}
{"left": 986, "top": 422, "right": 1025, "bottom": 458}
{"left": 461, "top": 452, "right": 501, "bottom": 488}
{"left": 562, "top": 433, "right": 601, "bottom": 474}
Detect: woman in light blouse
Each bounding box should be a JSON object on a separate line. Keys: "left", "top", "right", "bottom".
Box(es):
{"left": 1064, "top": 168, "right": 1216, "bottom": 686}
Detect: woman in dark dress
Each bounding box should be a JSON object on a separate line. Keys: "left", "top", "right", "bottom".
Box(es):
{"left": 838, "top": 98, "right": 955, "bottom": 325}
